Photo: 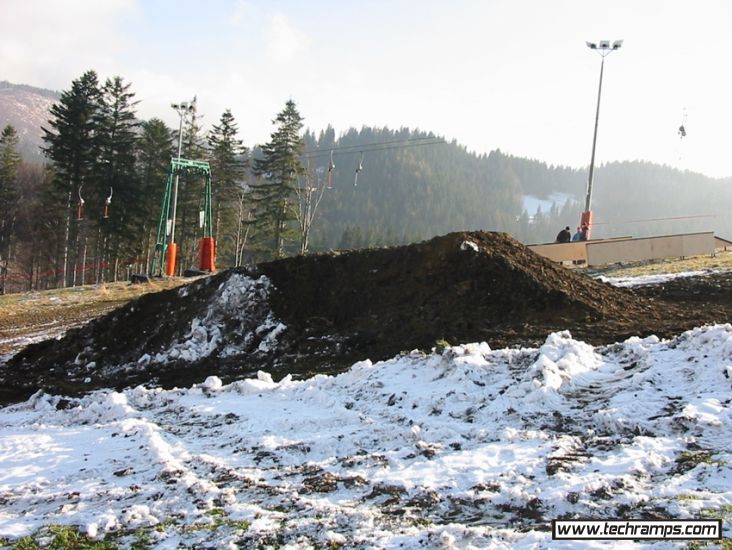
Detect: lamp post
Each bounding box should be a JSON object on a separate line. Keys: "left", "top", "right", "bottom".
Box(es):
{"left": 582, "top": 39, "right": 622, "bottom": 239}
{"left": 166, "top": 101, "right": 194, "bottom": 275}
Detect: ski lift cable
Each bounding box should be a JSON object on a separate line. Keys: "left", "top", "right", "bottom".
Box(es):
{"left": 303, "top": 135, "right": 442, "bottom": 154}
{"left": 591, "top": 213, "right": 716, "bottom": 226}
{"left": 300, "top": 139, "right": 446, "bottom": 161}
{"left": 300, "top": 137, "right": 446, "bottom": 159}
{"left": 302, "top": 137, "right": 445, "bottom": 156}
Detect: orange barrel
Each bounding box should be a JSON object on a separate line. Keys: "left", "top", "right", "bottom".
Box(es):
{"left": 165, "top": 242, "right": 177, "bottom": 276}
{"left": 198, "top": 237, "right": 216, "bottom": 272}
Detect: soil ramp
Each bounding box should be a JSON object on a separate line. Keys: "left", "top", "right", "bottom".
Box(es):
{"left": 0, "top": 231, "right": 712, "bottom": 404}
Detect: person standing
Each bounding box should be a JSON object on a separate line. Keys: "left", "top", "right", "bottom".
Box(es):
{"left": 579, "top": 223, "right": 589, "bottom": 241}
{"left": 556, "top": 226, "right": 571, "bottom": 243}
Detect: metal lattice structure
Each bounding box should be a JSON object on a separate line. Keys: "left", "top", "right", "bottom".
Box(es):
{"left": 149, "top": 158, "right": 213, "bottom": 276}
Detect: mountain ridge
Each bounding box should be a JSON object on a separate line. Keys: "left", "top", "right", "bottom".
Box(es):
{"left": 0, "top": 80, "right": 60, "bottom": 161}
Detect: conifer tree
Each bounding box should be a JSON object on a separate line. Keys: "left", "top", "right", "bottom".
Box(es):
{"left": 95, "top": 76, "right": 140, "bottom": 281}
{"left": 207, "top": 109, "right": 249, "bottom": 265}
{"left": 137, "top": 118, "right": 174, "bottom": 269}
{"left": 251, "top": 100, "right": 305, "bottom": 258}
{"left": 41, "top": 70, "right": 103, "bottom": 286}
{"left": 0, "top": 125, "right": 21, "bottom": 293}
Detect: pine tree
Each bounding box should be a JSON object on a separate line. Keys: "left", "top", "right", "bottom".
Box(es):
{"left": 94, "top": 76, "right": 140, "bottom": 282}
{"left": 137, "top": 118, "right": 174, "bottom": 270}
{"left": 177, "top": 96, "right": 207, "bottom": 272}
{"left": 251, "top": 100, "right": 305, "bottom": 258}
{"left": 11, "top": 163, "right": 49, "bottom": 292}
{"left": 207, "top": 109, "right": 249, "bottom": 266}
{"left": 0, "top": 125, "right": 21, "bottom": 293}
{"left": 41, "top": 70, "right": 103, "bottom": 287}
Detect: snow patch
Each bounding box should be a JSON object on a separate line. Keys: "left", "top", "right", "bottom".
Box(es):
{"left": 152, "top": 273, "right": 285, "bottom": 364}
{"left": 0, "top": 326, "right": 730, "bottom": 546}
{"left": 599, "top": 269, "right": 728, "bottom": 288}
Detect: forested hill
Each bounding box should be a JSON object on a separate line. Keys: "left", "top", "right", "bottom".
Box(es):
{"left": 299, "top": 126, "right": 732, "bottom": 248}
{"left": 299, "top": 126, "right": 584, "bottom": 249}
{"left": 589, "top": 161, "right": 732, "bottom": 240}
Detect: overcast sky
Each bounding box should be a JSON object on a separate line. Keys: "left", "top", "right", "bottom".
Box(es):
{"left": 2, "top": 0, "right": 731, "bottom": 178}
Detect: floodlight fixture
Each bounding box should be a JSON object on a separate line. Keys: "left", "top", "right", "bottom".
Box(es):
{"left": 587, "top": 39, "right": 623, "bottom": 57}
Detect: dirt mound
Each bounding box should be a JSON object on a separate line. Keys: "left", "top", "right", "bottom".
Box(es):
{"left": 0, "top": 231, "right": 725, "bottom": 404}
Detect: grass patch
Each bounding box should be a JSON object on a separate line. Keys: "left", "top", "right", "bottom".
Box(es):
{"left": 434, "top": 339, "right": 452, "bottom": 353}
{"left": 2, "top": 525, "right": 115, "bottom": 549}
{"left": 1, "top": 511, "right": 250, "bottom": 549}
{"left": 674, "top": 450, "right": 724, "bottom": 474}
{"left": 699, "top": 504, "right": 732, "bottom": 520}
{"left": 687, "top": 540, "right": 732, "bottom": 550}
{"left": 675, "top": 494, "right": 701, "bottom": 501}
{"left": 0, "top": 278, "right": 192, "bottom": 356}
{"left": 586, "top": 250, "right": 732, "bottom": 279}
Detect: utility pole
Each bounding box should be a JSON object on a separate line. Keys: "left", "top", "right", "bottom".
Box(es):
{"left": 582, "top": 39, "right": 623, "bottom": 239}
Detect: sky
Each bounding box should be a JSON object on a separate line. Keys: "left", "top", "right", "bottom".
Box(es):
{"left": 2, "top": 0, "right": 732, "bottom": 178}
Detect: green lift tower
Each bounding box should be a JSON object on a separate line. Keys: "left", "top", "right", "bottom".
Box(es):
{"left": 150, "top": 158, "right": 214, "bottom": 277}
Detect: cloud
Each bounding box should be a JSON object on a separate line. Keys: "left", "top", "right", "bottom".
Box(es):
{"left": 266, "top": 13, "right": 309, "bottom": 64}
{"left": 228, "top": 0, "right": 256, "bottom": 26}
{"left": 0, "top": 0, "right": 135, "bottom": 88}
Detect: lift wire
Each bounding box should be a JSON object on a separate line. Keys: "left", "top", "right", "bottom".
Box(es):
{"left": 299, "top": 137, "right": 445, "bottom": 160}
{"left": 302, "top": 135, "right": 442, "bottom": 155}
{"left": 591, "top": 213, "right": 716, "bottom": 226}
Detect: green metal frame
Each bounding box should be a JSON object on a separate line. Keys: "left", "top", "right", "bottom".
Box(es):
{"left": 149, "top": 158, "right": 213, "bottom": 276}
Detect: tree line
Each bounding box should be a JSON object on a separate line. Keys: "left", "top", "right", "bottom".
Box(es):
{"left": 0, "top": 71, "right": 308, "bottom": 293}
{"left": 2, "top": 70, "right": 731, "bottom": 294}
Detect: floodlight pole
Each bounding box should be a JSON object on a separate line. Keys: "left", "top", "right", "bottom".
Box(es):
{"left": 582, "top": 40, "right": 622, "bottom": 238}
{"left": 170, "top": 102, "right": 193, "bottom": 245}
{"left": 165, "top": 101, "right": 193, "bottom": 276}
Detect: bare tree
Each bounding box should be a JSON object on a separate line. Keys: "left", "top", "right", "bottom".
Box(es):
{"left": 234, "top": 190, "right": 253, "bottom": 267}
{"left": 294, "top": 159, "right": 329, "bottom": 255}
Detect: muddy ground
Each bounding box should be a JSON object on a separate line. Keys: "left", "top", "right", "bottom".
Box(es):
{"left": 1, "top": 231, "right": 730, "bottom": 405}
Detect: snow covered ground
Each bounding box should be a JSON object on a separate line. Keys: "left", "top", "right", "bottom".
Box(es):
{"left": 1, "top": 324, "right": 730, "bottom": 548}
{"left": 598, "top": 269, "right": 728, "bottom": 288}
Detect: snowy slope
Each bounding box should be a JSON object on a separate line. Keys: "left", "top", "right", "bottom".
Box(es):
{"left": 1, "top": 326, "right": 730, "bottom": 548}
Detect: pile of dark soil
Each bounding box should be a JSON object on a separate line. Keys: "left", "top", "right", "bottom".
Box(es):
{"left": 1, "top": 231, "right": 728, "bottom": 404}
